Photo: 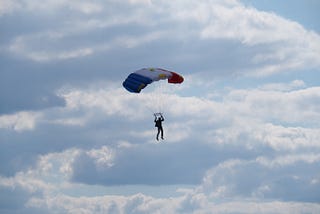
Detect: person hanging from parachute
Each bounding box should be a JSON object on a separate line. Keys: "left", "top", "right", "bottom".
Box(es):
{"left": 154, "top": 113, "right": 164, "bottom": 141}
{"left": 122, "top": 68, "right": 184, "bottom": 141}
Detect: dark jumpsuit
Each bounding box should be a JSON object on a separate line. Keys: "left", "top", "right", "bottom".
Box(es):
{"left": 154, "top": 116, "right": 164, "bottom": 140}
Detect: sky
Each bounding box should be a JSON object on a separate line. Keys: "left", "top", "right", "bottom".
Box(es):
{"left": 0, "top": 0, "right": 320, "bottom": 213}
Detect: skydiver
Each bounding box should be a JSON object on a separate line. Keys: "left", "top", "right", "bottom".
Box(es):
{"left": 154, "top": 113, "right": 164, "bottom": 141}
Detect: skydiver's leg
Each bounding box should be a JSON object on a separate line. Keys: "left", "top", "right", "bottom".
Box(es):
{"left": 160, "top": 127, "right": 164, "bottom": 139}
{"left": 156, "top": 128, "right": 160, "bottom": 141}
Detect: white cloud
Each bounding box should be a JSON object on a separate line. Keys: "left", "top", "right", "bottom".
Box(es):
{"left": 26, "top": 193, "right": 182, "bottom": 214}
{"left": 3, "top": 156, "right": 319, "bottom": 214}
{"left": 9, "top": 35, "right": 94, "bottom": 62}
{"left": 259, "top": 80, "right": 306, "bottom": 91}
{"left": 61, "top": 87, "right": 145, "bottom": 119}
{"left": 4, "top": 0, "right": 319, "bottom": 78}
{"left": 86, "top": 146, "right": 115, "bottom": 168}
{"left": 129, "top": 0, "right": 151, "bottom": 4}
{"left": 69, "top": 1, "right": 103, "bottom": 14}
{"left": 0, "top": 111, "right": 41, "bottom": 131}
{"left": 1, "top": 135, "right": 319, "bottom": 213}
{"left": 224, "top": 86, "right": 320, "bottom": 125}
{"left": 196, "top": 156, "right": 320, "bottom": 203}
{"left": 0, "top": 148, "right": 80, "bottom": 191}
{"left": 50, "top": 117, "right": 86, "bottom": 126}
{"left": 0, "top": 0, "right": 21, "bottom": 15}
{"left": 197, "top": 1, "right": 320, "bottom": 76}
{"left": 1, "top": 1, "right": 320, "bottom": 213}
{"left": 259, "top": 124, "right": 320, "bottom": 151}
{"left": 256, "top": 154, "right": 320, "bottom": 168}
{"left": 1, "top": 0, "right": 104, "bottom": 15}
{"left": 53, "top": 81, "right": 320, "bottom": 149}
{"left": 24, "top": 192, "right": 320, "bottom": 214}
{"left": 194, "top": 200, "right": 320, "bottom": 214}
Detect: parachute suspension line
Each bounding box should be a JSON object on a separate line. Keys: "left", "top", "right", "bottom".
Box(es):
{"left": 144, "top": 90, "right": 156, "bottom": 116}
{"left": 156, "top": 80, "right": 162, "bottom": 114}
{"left": 143, "top": 81, "right": 162, "bottom": 116}
{"left": 145, "top": 104, "right": 156, "bottom": 116}
{"left": 154, "top": 79, "right": 166, "bottom": 115}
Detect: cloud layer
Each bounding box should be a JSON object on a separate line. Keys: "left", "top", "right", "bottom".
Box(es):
{"left": 1, "top": 0, "right": 320, "bottom": 213}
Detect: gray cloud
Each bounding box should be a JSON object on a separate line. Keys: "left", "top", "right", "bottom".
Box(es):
{"left": 199, "top": 156, "right": 320, "bottom": 202}
{"left": 71, "top": 142, "right": 255, "bottom": 186}
{"left": 1, "top": 0, "right": 319, "bottom": 115}
{"left": 1, "top": 0, "right": 320, "bottom": 213}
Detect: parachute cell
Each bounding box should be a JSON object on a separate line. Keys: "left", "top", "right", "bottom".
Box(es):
{"left": 123, "top": 68, "right": 184, "bottom": 93}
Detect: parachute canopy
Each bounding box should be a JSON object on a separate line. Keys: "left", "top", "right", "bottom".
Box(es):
{"left": 123, "top": 68, "right": 184, "bottom": 93}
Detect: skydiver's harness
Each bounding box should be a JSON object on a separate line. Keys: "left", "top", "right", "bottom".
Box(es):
{"left": 154, "top": 113, "right": 164, "bottom": 127}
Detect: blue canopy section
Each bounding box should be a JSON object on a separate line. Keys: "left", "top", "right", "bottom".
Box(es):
{"left": 122, "top": 73, "right": 153, "bottom": 93}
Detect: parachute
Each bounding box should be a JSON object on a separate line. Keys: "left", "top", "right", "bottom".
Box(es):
{"left": 123, "top": 68, "right": 184, "bottom": 93}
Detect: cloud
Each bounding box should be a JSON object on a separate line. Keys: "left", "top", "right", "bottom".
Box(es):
{"left": 2, "top": 0, "right": 319, "bottom": 74}
{"left": 13, "top": 84, "right": 309, "bottom": 187}
{"left": 1, "top": 0, "right": 319, "bottom": 115}
{"left": 1, "top": 0, "right": 320, "bottom": 213}
{"left": 1, "top": 145, "right": 319, "bottom": 213}
{"left": 22, "top": 193, "right": 320, "bottom": 214}
{"left": 1, "top": 81, "right": 319, "bottom": 176}
{"left": 221, "top": 84, "right": 320, "bottom": 126}
{"left": 197, "top": 155, "right": 320, "bottom": 202}
{"left": 0, "top": 0, "right": 104, "bottom": 15}
{"left": 0, "top": 111, "right": 41, "bottom": 131}
{"left": 0, "top": 0, "right": 20, "bottom": 15}
{"left": 1, "top": 148, "right": 320, "bottom": 213}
